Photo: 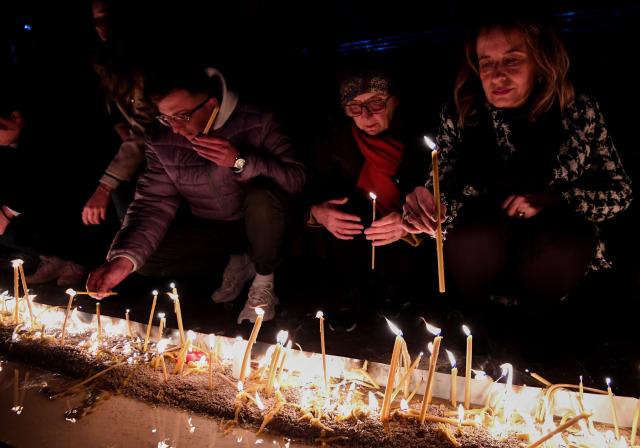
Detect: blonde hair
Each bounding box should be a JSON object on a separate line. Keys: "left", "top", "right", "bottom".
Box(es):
{"left": 454, "top": 18, "right": 574, "bottom": 127}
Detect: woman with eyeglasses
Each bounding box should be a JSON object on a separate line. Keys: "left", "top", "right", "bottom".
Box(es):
{"left": 402, "top": 15, "right": 633, "bottom": 306}
{"left": 306, "top": 69, "right": 430, "bottom": 329}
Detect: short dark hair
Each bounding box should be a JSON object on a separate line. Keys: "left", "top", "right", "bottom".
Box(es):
{"left": 145, "top": 63, "right": 222, "bottom": 104}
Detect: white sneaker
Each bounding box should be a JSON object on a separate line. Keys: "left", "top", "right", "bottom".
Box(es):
{"left": 211, "top": 255, "right": 256, "bottom": 303}
{"left": 237, "top": 281, "right": 279, "bottom": 324}
{"left": 26, "top": 255, "right": 66, "bottom": 284}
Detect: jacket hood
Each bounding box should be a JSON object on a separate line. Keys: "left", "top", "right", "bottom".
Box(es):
{"left": 205, "top": 67, "right": 238, "bottom": 130}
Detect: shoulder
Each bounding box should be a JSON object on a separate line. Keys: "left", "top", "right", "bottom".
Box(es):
{"left": 564, "top": 91, "right": 600, "bottom": 121}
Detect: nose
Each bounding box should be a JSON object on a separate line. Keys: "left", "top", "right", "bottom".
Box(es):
{"left": 361, "top": 106, "right": 373, "bottom": 118}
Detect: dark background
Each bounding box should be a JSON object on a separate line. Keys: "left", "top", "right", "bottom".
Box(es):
{"left": 1, "top": 1, "right": 639, "bottom": 395}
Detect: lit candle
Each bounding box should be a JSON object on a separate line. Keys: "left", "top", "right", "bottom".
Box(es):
{"left": 277, "top": 340, "right": 293, "bottom": 384}
{"left": 391, "top": 351, "right": 423, "bottom": 402}
{"left": 606, "top": 378, "right": 620, "bottom": 439}
{"left": 167, "top": 288, "right": 185, "bottom": 347}
{"left": 157, "top": 339, "right": 169, "bottom": 381}
{"left": 457, "top": 404, "right": 465, "bottom": 428}
{"left": 316, "top": 311, "right": 328, "bottom": 392}
{"left": 96, "top": 303, "right": 102, "bottom": 343}
{"left": 170, "top": 282, "right": 177, "bottom": 295}
{"left": 207, "top": 334, "right": 216, "bottom": 389}
{"left": 462, "top": 324, "right": 472, "bottom": 409}
{"left": 631, "top": 395, "right": 640, "bottom": 446}
{"left": 446, "top": 349, "right": 457, "bottom": 408}
{"left": 579, "top": 375, "right": 584, "bottom": 401}
{"left": 369, "top": 192, "right": 377, "bottom": 270}
{"left": 143, "top": 290, "right": 158, "bottom": 352}
{"left": 232, "top": 336, "right": 247, "bottom": 379}
{"left": 420, "top": 320, "right": 442, "bottom": 424}
{"left": 381, "top": 318, "right": 404, "bottom": 421}
{"left": 239, "top": 307, "right": 265, "bottom": 381}
{"left": 60, "top": 289, "right": 76, "bottom": 345}
{"left": 15, "top": 260, "right": 33, "bottom": 325}
{"left": 175, "top": 330, "right": 196, "bottom": 374}
{"left": 125, "top": 309, "right": 134, "bottom": 339}
{"left": 424, "top": 136, "right": 445, "bottom": 293}
{"left": 156, "top": 312, "right": 166, "bottom": 342}
{"left": 265, "top": 330, "right": 288, "bottom": 394}
{"left": 11, "top": 260, "right": 21, "bottom": 324}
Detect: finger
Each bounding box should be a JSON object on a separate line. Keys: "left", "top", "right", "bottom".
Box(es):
{"left": 364, "top": 224, "right": 395, "bottom": 236}
{"left": 401, "top": 220, "right": 422, "bottom": 234}
{"left": 99, "top": 208, "right": 106, "bottom": 221}
{"left": 332, "top": 230, "right": 354, "bottom": 240}
{"left": 326, "top": 197, "right": 349, "bottom": 205}
{"left": 193, "top": 143, "right": 227, "bottom": 154}
{"left": 193, "top": 135, "right": 227, "bottom": 145}
{"left": 333, "top": 220, "right": 364, "bottom": 230}
{"left": 506, "top": 196, "right": 525, "bottom": 217}
{"left": 335, "top": 227, "right": 363, "bottom": 235}
{"left": 331, "top": 211, "right": 361, "bottom": 222}
{"left": 372, "top": 235, "right": 402, "bottom": 246}
{"left": 371, "top": 213, "right": 397, "bottom": 227}
{"left": 501, "top": 194, "right": 517, "bottom": 210}
{"left": 82, "top": 210, "right": 90, "bottom": 226}
{"left": 415, "top": 190, "right": 437, "bottom": 223}
{"left": 407, "top": 213, "right": 433, "bottom": 235}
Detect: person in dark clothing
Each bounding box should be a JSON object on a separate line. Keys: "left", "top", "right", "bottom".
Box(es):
{"left": 307, "top": 70, "right": 430, "bottom": 328}
{"left": 402, "top": 16, "right": 633, "bottom": 305}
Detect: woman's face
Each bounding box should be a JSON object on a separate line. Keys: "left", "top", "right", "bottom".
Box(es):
{"left": 346, "top": 92, "right": 398, "bottom": 136}
{"left": 476, "top": 28, "right": 536, "bottom": 109}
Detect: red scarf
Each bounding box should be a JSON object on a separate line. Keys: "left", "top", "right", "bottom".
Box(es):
{"left": 352, "top": 125, "right": 405, "bottom": 216}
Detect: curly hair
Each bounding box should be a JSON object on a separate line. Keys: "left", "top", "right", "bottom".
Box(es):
{"left": 454, "top": 16, "right": 574, "bottom": 127}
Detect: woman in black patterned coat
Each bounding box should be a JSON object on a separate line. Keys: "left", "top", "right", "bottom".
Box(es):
{"left": 402, "top": 17, "right": 632, "bottom": 303}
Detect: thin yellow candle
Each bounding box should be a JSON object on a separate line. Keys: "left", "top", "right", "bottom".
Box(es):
{"left": 446, "top": 349, "right": 457, "bottom": 408}
{"left": 462, "top": 324, "right": 472, "bottom": 409}
{"left": 526, "top": 413, "right": 591, "bottom": 448}
{"left": 156, "top": 312, "right": 166, "bottom": 342}
{"left": 277, "top": 340, "right": 293, "bottom": 384}
{"left": 12, "top": 260, "right": 20, "bottom": 324}
{"left": 175, "top": 330, "right": 196, "bottom": 374}
{"left": 208, "top": 334, "right": 216, "bottom": 389}
{"left": 157, "top": 339, "right": 169, "bottom": 382}
{"left": 16, "top": 261, "right": 33, "bottom": 325}
{"left": 239, "top": 307, "right": 265, "bottom": 381}
{"left": 369, "top": 192, "right": 377, "bottom": 270}
{"left": 74, "top": 291, "right": 117, "bottom": 296}
{"left": 424, "top": 136, "right": 445, "bottom": 293}
{"left": 381, "top": 318, "right": 404, "bottom": 421}
{"left": 143, "top": 290, "right": 158, "bottom": 352}
{"left": 125, "top": 309, "right": 134, "bottom": 339}
{"left": 391, "top": 351, "right": 423, "bottom": 402}
{"left": 631, "top": 395, "right": 640, "bottom": 445}
{"left": 167, "top": 288, "right": 185, "bottom": 347}
{"left": 60, "top": 288, "right": 77, "bottom": 345}
{"left": 316, "top": 311, "right": 328, "bottom": 392}
{"left": 527, "top": 369, "right": 553, "bottom": 387}
{"left": 265, "top": 331, "right": 288, "bottom": 395}
{"left": 579, "top": 375, "right": 584, "bottom": 402}
{"left": 420, "top": 320, "right": 442, "bottom": 424}
{"left": 606, "top": 378, "right": 620, "bottom": 439}
{"left": 202, "top": 105, "right": 220, "bottom": 135}
{"left": 96, "top": 303, "right": 102, "bottom": 343}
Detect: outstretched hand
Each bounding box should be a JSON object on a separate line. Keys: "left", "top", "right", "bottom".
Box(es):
{"left": 311, "top": 197, "right": 364, "bottom": 240}
{"left": 401, "top": 186, "right": 446, "bottom": 236}
{"left": 86, "top": 257, "right": 133, "bottom": 299}
{"left": 365, "top": 212, "right": 407, "bottom": 246}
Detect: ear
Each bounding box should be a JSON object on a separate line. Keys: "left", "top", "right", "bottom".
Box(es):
{"left": 208, "top": 97, "right": 220, "bottom": 108}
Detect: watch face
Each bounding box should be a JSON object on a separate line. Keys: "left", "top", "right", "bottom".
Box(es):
{"left": 234, "top": 158, "right": 246, "bottom": 170}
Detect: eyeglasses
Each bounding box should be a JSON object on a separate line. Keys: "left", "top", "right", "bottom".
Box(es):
{"left": 156, "top": 96, "right": 211, "bottom": 127}
{"left": 344, "top": 97, "right": 391, "bottom": 117}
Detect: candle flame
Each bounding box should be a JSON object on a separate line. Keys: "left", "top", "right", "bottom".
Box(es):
{"left": 255, "top": 392, "right": 265, "bottom": 410}
{"left": 369, "top": 192, "right": 377, "bottom": 200}
{"left": 126, "top": 309, "right": 130, "bottom": 313}
{"left": 385, "top": 317, "right": 402, "bottom": 337}
{"left": 11, "top": 259, "right": 24, "bottom": 268}
{"left": 368, "top": 391, "right": 379, "bottom": 412}
{"left": 208, "top": 334, "right": 216, "bottom": 350}
{"left": 606, "top": 377, "right": 611, "bottom": 387}
{"left": 462, "top": 324, "right": 471, "bottom": 336}
{"left": 186, "top": 330, "right": 196, "bottom": 342}
{"left": 255, "top": 307, "right": 265, "bottom": 317}
{"left": 457, "top": 404, "right": 465, "bottom": 422}
{"left": 237, "top": 381, "right": 244, "bottom": 392}
{"left": 400, "top": 399, "right": 409, "bottom": 411}
{"left": 422, "top": 319, "right": 441, "bottom": 336}
{"left": 169, "top": 282, "right": 176, "bottom": 289}
{"left": 427, "top": 342, "right": 434, "bottom": 354}
{"left": 158, "top": 312, "right": 165, "bottom": 319}
{"left": 152, "top": 290, "right": 158, "bottom": 296}
{"left": 315, "top": 310, "right": 324, "bottom": 319}
{"left": 66, "top": 288, "right": 77, "bottom": 297}
{"left": 446, "top": 349, "right": 456, "bottom": 368}
{"left": 423, "top": 135, "right": 437, "bottom": 150}
{"left": 276, "top": 330, "right": 289, "bottom": 345}
{"left": 472, "top": 369, "right": 487, "bottom": 380}
{"left": 580, "top": 375, "right": 583, "bottom": 383}
{"left": 157, "top": 338, "right": 169, "bottom": 353}
{"left": 500, "top": 363, "right": 514, "bottom": 388}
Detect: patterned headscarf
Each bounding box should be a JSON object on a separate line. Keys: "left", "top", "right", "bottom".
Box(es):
{"left": 340, "top": 72, "right": 392, "bottom": 105}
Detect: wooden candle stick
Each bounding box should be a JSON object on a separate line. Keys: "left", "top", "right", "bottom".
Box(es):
{"left": 239, "top": 307, "right": 264, "bottom": 381}
{"left": 316, "top": 311, "right": 328, "bottom": 392}
{"left": 424, "top": 137, "right": 445, "bottom": 293}
{"left": 369, "top": 192, "right": 377, "bottom": 270}
{"left": 420, "top": 335, "right": 442, "bottom": 423}
{"left": 446, "top": 349, "right": 457, "bottom": 408}
{"left": 11, "top": 260, "right": 21, "bottom": 324}
{"left": 156, "top": 313, "right": 166, "bottom": 342}
{"left": 462, "top": 325, "right": 472, "bottom": 409}
{"left": 60, "top": 289, "right": 77, "bottom": 345}
{"left": 143, "top": 290, "right": 158, "bottom": 352}
{"left": 16, "top": 261, "right": 33, "bottom": 325}
{"left": 167, "top": 289, "right": 186, "bottom": 348}
{"left": 381, "top": 318, "right": 404, "bottom": 421}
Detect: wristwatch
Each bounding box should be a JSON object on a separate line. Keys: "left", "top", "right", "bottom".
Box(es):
{"left": 233, "top": 154, "right": 247, "bottom": 173}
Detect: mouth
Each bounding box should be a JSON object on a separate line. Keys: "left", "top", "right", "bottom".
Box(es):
{"left": 492, "top": 88, "right": 513, "bottom": 96}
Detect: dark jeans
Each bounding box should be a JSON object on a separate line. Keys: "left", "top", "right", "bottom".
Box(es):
{"left": 444, "top": 202, "right": 597, "bottom": 303}
{"left": 138, "top": 180, "right": 289, "bottom": 278}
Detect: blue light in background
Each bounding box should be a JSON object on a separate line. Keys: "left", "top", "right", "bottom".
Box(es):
{"left": 23, "top": 24, "right": 32, "bottom": 31}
